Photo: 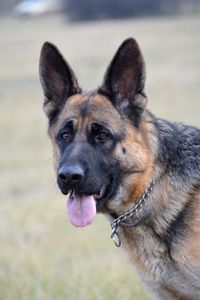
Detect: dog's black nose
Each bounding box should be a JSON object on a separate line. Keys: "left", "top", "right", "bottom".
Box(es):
{"left": 58, "top": 165, "right": 84, "bottom": 184}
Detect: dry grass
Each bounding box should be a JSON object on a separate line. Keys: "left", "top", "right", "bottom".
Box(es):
{"left": 0, "top": 14, "right": 200, "bottom": 300}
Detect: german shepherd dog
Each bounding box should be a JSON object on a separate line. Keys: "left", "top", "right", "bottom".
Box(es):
{"left": 39, "top": 38, "right": 200, "bottom": 300}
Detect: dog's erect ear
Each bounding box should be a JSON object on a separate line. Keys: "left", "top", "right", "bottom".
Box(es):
{"left": 39, "top": 42, "right": 80, "bottom": 122}
{"left": 99, "top": 38, "right": 147, "bottom": 125}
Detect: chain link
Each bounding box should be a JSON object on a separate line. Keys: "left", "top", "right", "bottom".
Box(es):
{"left": 111, "top": 180, "right": 155, "bottom": 247}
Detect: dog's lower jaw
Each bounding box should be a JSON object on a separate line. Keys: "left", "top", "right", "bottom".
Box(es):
{"left": 105, "top": 185, "right": 125, "bottom": 214}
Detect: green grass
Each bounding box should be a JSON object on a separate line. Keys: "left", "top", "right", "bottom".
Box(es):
{"left": 0, "top": 14, "right": 200, "bottom": 300}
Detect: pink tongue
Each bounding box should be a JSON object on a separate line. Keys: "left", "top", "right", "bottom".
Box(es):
{"left": 67, "top": 192, "right": 96, "bottom": 227}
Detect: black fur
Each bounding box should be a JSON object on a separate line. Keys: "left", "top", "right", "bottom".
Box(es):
{"left": 39, "top": 42, "right": 81, "bottom": 126}
{"left": 99, "top": 38, "right": 147, "bottom": 127}
{"left": 56, "top": 122, "right": 122, "bottom": 210}
{"left": 162, "top": 200, "right": 192, "bottom": 251}
{"left": 155, "top": 118, "right": 200, "bottom": 179}
{"left": 40, "top": 38, "right": 200, "bottom": 300}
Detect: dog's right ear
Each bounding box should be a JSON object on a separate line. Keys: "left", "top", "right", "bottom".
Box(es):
{"left": 39, "top": 42, "right": 80, "bottom": 122}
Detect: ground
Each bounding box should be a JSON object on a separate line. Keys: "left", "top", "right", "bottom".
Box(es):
{"left": 0, "top": 14, "right": 200, "bottom": 300}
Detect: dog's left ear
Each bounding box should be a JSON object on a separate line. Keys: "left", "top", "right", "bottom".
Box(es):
{"left": 100, "top": 38, "right": 147, "bottom": 124}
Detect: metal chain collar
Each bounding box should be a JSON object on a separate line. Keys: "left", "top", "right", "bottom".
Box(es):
{"left": 110, "top": 180, "right": 155, "bottom": 247}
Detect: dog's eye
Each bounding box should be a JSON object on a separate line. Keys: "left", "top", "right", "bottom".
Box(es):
{"left": 96, "top": 131, "right": 109, "bottom": 141}
{"left": 60, "top": 132, "right": 71, "bottom": 142}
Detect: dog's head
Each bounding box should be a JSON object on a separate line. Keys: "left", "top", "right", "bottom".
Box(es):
{"left": 39, "top": 38, "right": 154, "bottom": 227}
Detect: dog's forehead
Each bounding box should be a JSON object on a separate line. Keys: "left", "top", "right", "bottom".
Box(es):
{"left": 54, "top": 92, "right": 123, "bottom": 133}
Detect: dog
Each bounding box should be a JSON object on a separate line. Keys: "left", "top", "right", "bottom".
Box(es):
{"left": 39, "top": 38, "right": 200, "bottom": 299}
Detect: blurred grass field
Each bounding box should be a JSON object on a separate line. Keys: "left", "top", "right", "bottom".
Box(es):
{"left": 0, "top": 14, "right": 200, "bottom": 300}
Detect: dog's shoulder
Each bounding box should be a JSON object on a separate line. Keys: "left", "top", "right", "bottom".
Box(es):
{"left": 154, "top": 118, "right": 200, "bottom": 177}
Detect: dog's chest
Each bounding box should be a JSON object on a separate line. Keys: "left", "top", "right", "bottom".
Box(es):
{"left": 119, "top": 225, "right": 171, "bottom": 278}
{"left": 118, "top": 226, "right": 200, "bottom": 300}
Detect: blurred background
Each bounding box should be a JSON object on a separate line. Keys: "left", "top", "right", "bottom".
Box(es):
{"left": 0, "top": 1, "right": 200, "bottom": 299}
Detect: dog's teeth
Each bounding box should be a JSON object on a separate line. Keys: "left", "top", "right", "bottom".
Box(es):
{"left": 100, "top": 185, "right": 106, "bottom": 197}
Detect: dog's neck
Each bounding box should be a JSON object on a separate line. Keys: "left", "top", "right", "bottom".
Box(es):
{"left": 109, "top": 180, "right": 155, "bottom": 247}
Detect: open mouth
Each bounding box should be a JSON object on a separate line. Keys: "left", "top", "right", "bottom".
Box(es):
{"left": 67, "top": 177, "right": 113, "bottom": 228}
{"left": 94, "top": 182, "right": 109, "bottom": 201}
{"left": 69, "top": 176, "right": 112, "bottom": 203}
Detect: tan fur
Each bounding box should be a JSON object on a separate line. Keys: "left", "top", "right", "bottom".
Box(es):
{"left": 183, "top": 191, "right": 200, "bottom": 261}
{"left": 49, "top": 93, "right": 200, "bottom": 299}
{"left": 40, "top": 39, "right": 200, "bottom": 299}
